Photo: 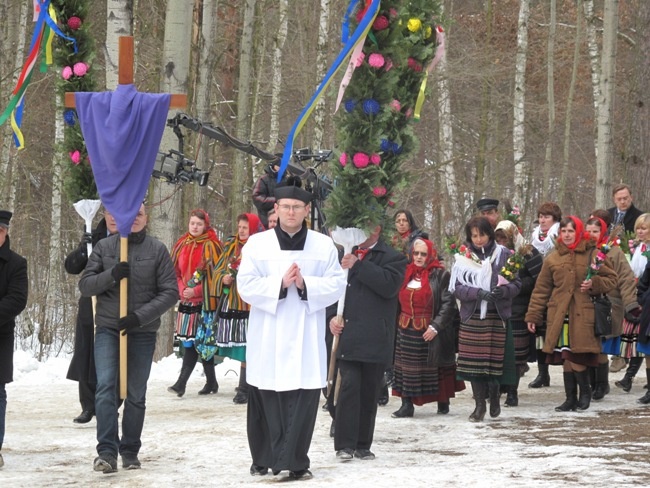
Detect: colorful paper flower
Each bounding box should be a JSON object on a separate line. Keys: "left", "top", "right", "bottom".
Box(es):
{"left": 69, "top": 150, "right": 81, "bottom": 165}
{"left": 63, "top": 110, "right": 76, "bottom": 126}
{"left": 339, "top": 153, "right": 348, "bottom": 167}
{"left": 362, "top": 99, "right": 380, "bottom": 115}
{"left": 61, "top": 66, "right": 73, "bottom": 80}
{"left": 389, "top": 8, "right": 398, "bottom": 19}
{"left": 408, "top": 58, "right": 423, "bottom": 72}
{"left": 373, "top": 186, "right": 387, "bottom": 197}
{"left": 425, "top": 26, "right": 433, "bottom": 39}
{"left": 407, "top": 18, "right": 422, "bottom": 33}
{"left": 73, "top": 62, "right": 88, "bottom": 77}
{"left": 380, "top": 139, "right": 393, "bottom": 152}
{"left": 368, "top": 53, "right": 385, "bottom": 68}
{"left": 354, "top": 52, "right": 366, "bottom": 68}
{"left": 67, "top": 16, "right": 82, "bottom": 30}
{"left": 390, "top": 99, "right": 401, "bottom": 112}
{"left": 372, "top": 15, "right": 389, "bottom": 31}
{"left": 352, "top": 152, "right": 370, "bottom": 168}
{"left": 344, "top": 99, "right": 357, "bottom": 113}
{"left": 370, "top": 154, "right": 381, "bottom": 165}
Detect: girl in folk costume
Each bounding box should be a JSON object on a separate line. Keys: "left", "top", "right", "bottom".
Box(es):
{"left": 614, "top": 213, "right": 650, "bottom": 393}
{"left": 450, "top": 217, "right": 521, "bottom": 422}
{"left": 168, "top": 209, "right": 223, "bottom": 396}
{"left": 528, "top": 201, "right": 562, "bottom": 389}
{"left": 526, "top": 217, "right": 617, "bottom": 412}
{"left": 494, "top": 220, "right": 543, "bottom": 407}
{"left": 212, "top": 213, "right": 265, "bottom": 404}
{"left": 584, "top": 215, "right": 640, "bottom": 401}
{"left": 391, "top": 238, "right": 465, "bottom": 418}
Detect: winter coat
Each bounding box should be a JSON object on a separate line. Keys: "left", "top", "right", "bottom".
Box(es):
{"left": 336, "top": 239, "right": 407, "bottom": 365}
{"left": 252, "top": 164, "right": 282, "bottom": 227}
{"left": 525, "top": 239, "right": 617, "bottom": 355}
{"left": 64, "top": 219, "right": 110, "bottom": 382}
{"left": 78, "top": 230, "right": 178, "bottom": 333}
{"left": 510, "top": 247, "right": 543, "bottom": 321}
{"left": 606, "top": 246, "right": 638, "bottom": 338}
{"left": 426, "top": 267, "right": 460, "bottom": 368}
{"left": 0, "top": 236, "right": 28, "bottom": 384}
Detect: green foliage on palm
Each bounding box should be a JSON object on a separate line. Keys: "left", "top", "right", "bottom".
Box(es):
{"left": 52, "top": 0, "right": 98, "bottom": 202}
{"left": 327, "top": 0, "right": 443, "bottom": 232}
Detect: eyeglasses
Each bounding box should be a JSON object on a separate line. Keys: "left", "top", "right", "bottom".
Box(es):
{"left": 278, "top": 204, "right": 307, "bottom": 212}
{"left": 412, "top": 251, "right": 427, "bottom": 257}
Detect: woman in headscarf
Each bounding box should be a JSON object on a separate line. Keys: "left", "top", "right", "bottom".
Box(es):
{"left": 584, "top": 214, "right": 639, "bottom": 401}
{"left": 391, "top": 238, "right": 464, "bottom": 418}
{"left": 391, "top": 209, "right": 427, "bottom": 257}
{"left": 168, "top": 209, "right": 223, "bottom": 396}
{"left": 494, "top": 220, "right": 542, "bottom": 407}
{"left": 526, "top": 216, "right": 617, "bottom": 412}
{"left": 212, "top": 213, "right": 265, "bottom": 404}
{"left": 451, "top": 217, "right": 521, "bottom": 422}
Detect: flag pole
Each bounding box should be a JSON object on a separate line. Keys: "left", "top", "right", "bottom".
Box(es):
{"left": 119, "top": 237, "right": 128, "bottom": 399}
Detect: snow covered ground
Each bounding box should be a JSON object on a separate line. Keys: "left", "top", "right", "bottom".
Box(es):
{"left": 2, "top": 351, "right": 649, "bottom": 487}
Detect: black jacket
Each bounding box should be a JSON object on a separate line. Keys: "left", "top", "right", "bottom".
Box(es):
{"left": 0, "top": 236, "right": 28, "bottom": 383}
{"left": 426, "top": 267, "right": 460, "bottom": 367}
{"left": 510, "top": 247, "right": 543, "bottom": 321}
{"left": 608, "top": 203, "right": 644, "bottom": 234}
{"left": 252, "top": 164, "right": 282, "bottom": 227}
{"left": 336, "top": 239, "right": 406, "bottom": 365}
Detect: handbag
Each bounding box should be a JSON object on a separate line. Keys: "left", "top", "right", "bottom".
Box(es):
{"left": 591, "top": 294, "right": 612, "bottom": 337}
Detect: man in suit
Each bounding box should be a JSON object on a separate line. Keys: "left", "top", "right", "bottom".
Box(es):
{"left": 608, "top": 184, "right": 644, "bottom": 234}
{"left": 329, "top": 223, "right": 406, "bottom": 461}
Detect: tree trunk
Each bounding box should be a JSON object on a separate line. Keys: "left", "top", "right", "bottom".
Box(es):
{"left": 267, "top": 0, "right": 288, "bottom": 153}
{"left": 153, "top": 0, "right": 193, "bottom": 361}
{"left": 512, "top": 0, "right": 530, "bottom": 208}
{"left": 312, "top": 0, "right": 331, "bottom": 150}
{"left": 558, "top": 0, "right": 582, "bottom": 206}
{"left": 474, "top": 0, "right": 493, "bottom": 201}
{"left": 106, "top": 0, "right": 134, "bottom": 89}
{"left": 542, "top": 0, "right": 556, "bottom": 200}
{"left": 583, "top": 0, "right": 600, "bottom": 160}
{"left": 231, "top": 0, "right": 256, "bottom": 223}
{"left": 595, "top": 0, "right": 619, "bottom": 208}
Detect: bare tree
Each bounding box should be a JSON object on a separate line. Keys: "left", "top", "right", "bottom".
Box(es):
{"left": 512, "top": 0, "right": 530, "bottom": 206}
{"left": 312, "top": 0, "right": 331, "bottom": 149}
{"left": 106, "top": 0, "right": 133, "bottom": 89}
{"left": 542, "top": 0, "right": 557, "bottom": 200}
{"left": 267, "top": 0, "right": 288, "bottom": 152}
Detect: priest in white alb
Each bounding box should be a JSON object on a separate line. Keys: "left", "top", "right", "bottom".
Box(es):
{"left": 237, "top": 177, "right": 346, "bottom": 481}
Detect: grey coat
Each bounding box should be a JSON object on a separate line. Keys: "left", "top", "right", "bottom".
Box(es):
{"left": 78, "top": 231, "right": 178, "bottom": 333}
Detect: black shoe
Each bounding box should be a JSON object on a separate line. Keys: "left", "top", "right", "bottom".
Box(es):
{"left": 233, "top": 389, "right": 248, "bottom": 404}
{"left": 354, "top": 449, "right": 375, "bottom": 460}
{"left": 93, "top": 454, "right": 118, "bottom": 474}
{"left": 321, "top": 400, "right": 330, "bottom": 411}
{"left": 615, "top": 376, "right": 634, "bottom": 392}
{"left": 488, "top": 382, "right": 501, "bottom": 418}
{"left": 555, "top": 372, "right": 578, "bottom": 412}
{"left": 528, "top": 372, "right": 550, "bottom": 388}
{"left": 377, "top": 385, "right": 389, "bottom": 406}
{"left": 73, "top": 410, "right": 95, "bottom": 424}
{"left": 329, "top": 420, "right": 335, "bottom": 438}
{"left": 391, "top": 398, "right": 414, "bottom": 418}
{"left": 437, "top": 402, "right": 449, "bottom": 414}
{"left": 289, "top": 469, "right": 313, "bottom": 480}
{"left": 121, "top": 453, "right": 141, "bottom": 470}
{"left": 504, "top": 389, "right": 518, "bottom": 407}
{"left": 638, "top": 390, "right": 650, "bottom": 404}
{"left": 336, "top": 448, "right": 354, "bottom": 461}
{"left": 168, "top": 384, "right": 186, "bottom": 397}
{"left": 198, "top": 382, "right": 219, "bottom": 395}
{"left": 249, "top": 464, "right": 268, "bottom": 476}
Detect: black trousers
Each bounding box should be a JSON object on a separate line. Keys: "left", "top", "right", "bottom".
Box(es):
{"left": 334, "top": 359, "right": 385, "bottom": 451}
{"left": 79, "top": 380, "right": 96, "bottom": 412}
{"left": 247, "top": 386, "right": 320, "bottom": 473}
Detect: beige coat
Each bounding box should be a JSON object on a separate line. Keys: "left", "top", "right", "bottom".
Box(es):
{"left": 606, "top": 246, "right": 638, "bottom": 337}
{"left": 525, "top": 239, "right": 617, "bottom": 355}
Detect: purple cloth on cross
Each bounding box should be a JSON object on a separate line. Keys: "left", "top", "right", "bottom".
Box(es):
{"left": 75, "top": 84, "right": 171, "bottom": 236}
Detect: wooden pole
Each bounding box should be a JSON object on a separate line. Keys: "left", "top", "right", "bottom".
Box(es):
{"left": 119, "top": 237, "right": 128, "bottom": 399}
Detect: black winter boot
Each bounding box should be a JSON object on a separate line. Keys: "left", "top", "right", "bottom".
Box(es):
{"left": 528, "top": 362, "right": 550, "bottom": 388}
{"left": 555, "top": 372, "right": 578, "bottom": 412}
{"left": 469, "top": 382, "right": 487, "bottom": 422}
{"left": 488, "top": 381, "right": 501, "bottom": 418}
{"left": 198, "top": 359, "right": 218, "bottom": 395}
{"left": 233, "top": 365, "right": 249, "bottom": 404}
{"left": 505, "top": 375, "right": 520, "bottom": 407}
{"left": 615, "top": 357, "right": 642, "bottom": 392}
{"left": 638, "top": 369, "right": 650, "bottom": 404}
{"left": 574, "top": 370, "right": 592, "bottom": 411}
{"left": 168, "top": 346, "right": 198, "bottom": 397}
{"left": 391, "top": 397, "right": 414, "bottom": 418}
{"left": 592, "top": 362, "right": 610, "bottom": 401}
{"left": 437, "top": 402, "right": 450, "bottom": 414}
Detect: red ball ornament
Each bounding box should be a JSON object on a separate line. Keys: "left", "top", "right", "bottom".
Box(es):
{"left": 67, "top": 16, "right": 82, "bottom": 30}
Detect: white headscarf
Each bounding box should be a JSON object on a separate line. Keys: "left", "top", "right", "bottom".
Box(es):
{"left": 531, "top": 222, "right": 559, "bottom": 257}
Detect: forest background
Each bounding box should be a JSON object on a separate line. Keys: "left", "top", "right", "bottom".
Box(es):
{"left": 0, "top": 0, "right": 648, "bottom": 361}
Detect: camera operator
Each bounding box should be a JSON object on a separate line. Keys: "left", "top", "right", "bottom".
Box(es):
{"left": 252, "top": 162, "right": 285, "bottom": 228}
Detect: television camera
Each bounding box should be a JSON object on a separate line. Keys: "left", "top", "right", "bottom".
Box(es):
{"left": 152, "top": 149, "right": 209, "bottom": 186}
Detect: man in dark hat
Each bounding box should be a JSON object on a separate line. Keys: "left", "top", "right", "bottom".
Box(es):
{"left": 476, "top": 198, "right": 501, "bottom": 228}
{"left": 0, "top": 210, "right": 29, "bottom": 469}
{"left": 238, "top": 177, "right": 346, "bottom": 480}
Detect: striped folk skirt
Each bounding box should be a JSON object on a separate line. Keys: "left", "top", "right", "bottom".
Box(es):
{"left": 456, "top": 311, "right": 516, "bottom": 385}
{"left": 618, "top": 318, "right": 647, "bottom": 358}
{"left": 392, "top": 326, "right": 439, "bottom": 405}
{"left": 175, "top": 302, "right": 203, "bottom": 340}
{"left": 510, "top": 319, "right": 531, "bottom": 366}
{"left": 547, "top": 318, "right": 599, "bottom": 367}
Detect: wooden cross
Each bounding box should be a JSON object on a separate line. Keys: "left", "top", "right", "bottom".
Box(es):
{"left": 64, "top": 36, "right": 186, "bottom": 400}
{"left": 64, "top": 36, "right": 187, "bottom": 108}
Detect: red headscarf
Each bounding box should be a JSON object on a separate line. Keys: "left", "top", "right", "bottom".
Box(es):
{"left": 243, "top": 213, "right": 265, "bottom": 236}
{"left": 588, "top": 217, "right": 609, "bottom": 247}
{"left": 171, "top": 208, "right": 222, "bottom": 279}
{"left": 564, "top": 216, "right": 590, "bottom": 251}
{"left": 401, "top": 238, "right": 444, "bottom": 295}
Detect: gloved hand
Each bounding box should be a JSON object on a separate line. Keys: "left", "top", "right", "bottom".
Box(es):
{"left": 477, "top": 289, "right": 495, "bottom": 303}
{"left": 80, "top": 232, "right": 92, "bottom": 246}
{"left": 118, "top": 313, "right": 140, "bottom": 336}
{"left": 490, "top": 286, "right": 505, "bottom": 300}
{"left": 625, "top": 307, "right": 642, "bottom": 324}
{"left": 111, "top": 262, "right": 130, "bottom": 282}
